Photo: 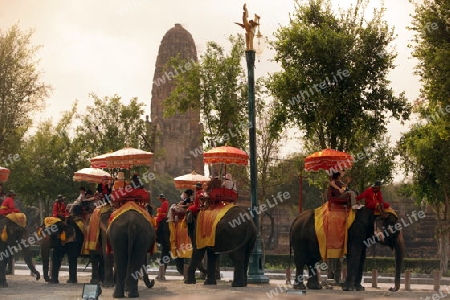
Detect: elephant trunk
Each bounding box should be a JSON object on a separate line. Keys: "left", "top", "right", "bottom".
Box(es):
{"left": 23, "top": 243, "right": 40, "bottom": 280}
{"left": 391, "top": 230, "right": 405, "bottom": 291}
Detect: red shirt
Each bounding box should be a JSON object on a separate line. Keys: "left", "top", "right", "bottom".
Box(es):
{"left": 52, "top": 201, "right": 67, "bottom": 218}
{"left": 156, "top": 199, "right": 169, "bottom": 224}
{"left": 356, "top": 187, "right": 390, "bottom": 210}
{"left": 0, "top": 196, "right": 19, "bottom": 215}
{"left": 187, "top": 189, "right": 204, "bottom": 213}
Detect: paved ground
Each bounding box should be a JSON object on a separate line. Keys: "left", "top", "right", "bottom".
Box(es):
{"left": 1, "top": 265, "right": 448, "bottom": 299}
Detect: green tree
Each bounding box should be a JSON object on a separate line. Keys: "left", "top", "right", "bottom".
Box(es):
{"left": 399, "top": 0, "right": 450, "bottom": 275}
{"left": 8, "top": 108, "right": 80, "bottom": 216}
{"left": 73, "top": 93, "right": 149, "bottom": 159}
{"left": 0, "top": 24, "right": 50, "bottom": 158}
{"left": 164, "top": 35, "right": 248, "bottom": 150}
{"left": 267, "top": 0, "right": 410, "bottom": 155}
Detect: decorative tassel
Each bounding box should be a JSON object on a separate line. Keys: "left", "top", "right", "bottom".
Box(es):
{"left": 60, "top": 230, "right": 66, "bottom": 242}
{"left": 1, "top": 226, "right": 8, "bottom": 242}
{"left": 37, "top": 228, "right": 42, "bottom": 237}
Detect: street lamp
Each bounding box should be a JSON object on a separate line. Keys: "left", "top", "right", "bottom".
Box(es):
{"left": 236, "top": 4, "right": 269, "bottom": 284}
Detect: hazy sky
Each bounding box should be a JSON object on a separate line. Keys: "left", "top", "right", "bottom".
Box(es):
{"left": 0, "top": 0, "right": 421, "bottom": 154}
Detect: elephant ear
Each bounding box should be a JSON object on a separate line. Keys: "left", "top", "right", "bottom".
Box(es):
{"left": 1, "top": 225, "right": 8, "bottom": 242}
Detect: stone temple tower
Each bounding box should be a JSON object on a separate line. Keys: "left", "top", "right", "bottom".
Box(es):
{"left": 149, "top": 24, "right": 203, "bottom": 176}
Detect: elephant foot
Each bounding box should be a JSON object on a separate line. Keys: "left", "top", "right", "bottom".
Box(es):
{"left": 203, "top": 278, "right": 216, "bottom": 285}
{"left": 293, "top": 282, "right": 306, "bottom": 290}
{"left": 90, "top": 278, "right": 98, "bottom": 284}
{"left": 49, "top": 279, "right": 59, "bottom": 284}
{"left": 342, "top": 285, "right": 355, "bottom": 291}
{"left": 155, "top": 275, "right": 166, "bottom": 281}
{"left": 113, "top": 290, "right": 125, "bottom": 298}
{"left": 355, "top": 284, "right": 365, "bottom": 291}
{"left": 306, "top": 281, "right": 322, "bottom": 290}
{"left": 102, "top": 281, "right": 114, "bottom": 288}
{"left": 66, "top": 279, "right": 77, "bottom": 284}
{"left": 231, "top": 281, "right": 246, "bottom": 287}
{"left": 5, "top": 270, "right": 12, "bottom": 275}
{"left": 44, "top": 275, "right": 50, "bottom": 283}
{"left": 388, "top": 286, "right": 400, "bottom": 292}
{"left": 0, "top": 281, "right": 8, "bottom": 288}
{"left": 184, "top": 278, "right": 196, "bottom": 284}
{"left": 128, "top": 291, "right": 139, "bottom": 298}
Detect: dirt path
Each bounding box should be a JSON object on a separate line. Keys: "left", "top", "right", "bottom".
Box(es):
{"left": 1, "top": 272, "right": 443, "bottom": 300}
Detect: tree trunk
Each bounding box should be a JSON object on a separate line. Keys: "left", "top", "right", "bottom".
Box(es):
{"left": 263, "top": 211, "right": 275, "bottom": 250}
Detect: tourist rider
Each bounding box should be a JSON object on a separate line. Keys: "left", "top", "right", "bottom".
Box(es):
{"left": 52, "top": 194, "right": 68, "bottom": 219}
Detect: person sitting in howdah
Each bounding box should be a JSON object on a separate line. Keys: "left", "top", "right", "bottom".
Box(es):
{"left": 0, "top": 190, "right": 20, "bottom": 215}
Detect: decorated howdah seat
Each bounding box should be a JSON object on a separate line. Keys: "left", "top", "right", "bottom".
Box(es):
{"left": 111, "top": 188, "right": 150, "bottom": 209}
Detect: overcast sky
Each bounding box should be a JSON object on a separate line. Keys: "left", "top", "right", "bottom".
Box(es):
{"left": 0, "top": 0, "right": 421, "bottom": 155}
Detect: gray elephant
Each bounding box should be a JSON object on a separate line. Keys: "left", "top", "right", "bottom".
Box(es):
{"left": 88, "top": 205, "right": 114, "bottom": 287}
{"left": 184, "top": 205, "right": 257, "bottom": 287}
{"left": 0, "top": 214, "right": 41, "bottom": 287}
{"left": 290, "top": 206, "right": 405, "bottom": 292}
{"left": 40, "top": 217, "right": 85, "bottom": 284}
{"left": 107, "top": 209, "right": 156, "bottom": 298}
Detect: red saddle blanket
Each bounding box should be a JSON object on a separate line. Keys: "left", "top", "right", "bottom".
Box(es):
{"left": 196, "top": 202, "right": 234, "bottom": 249}
{"left": 314, "top": 203, "right": 355, "bottom": 259}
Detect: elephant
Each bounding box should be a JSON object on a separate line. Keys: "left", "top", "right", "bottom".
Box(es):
{"left": 88, "top": 205, "right": 114, "bottom": 287}
{"left": 0, "top": 215, "right": 41, "bottom": 287}
{"left": 40, "top": 216, "right": 85, "bottom": 284}
{"left": 156, "top": 215, "right": 207, "bottom": 278}
{"left": 290, "top": 206, "right": 405, "bottom": 292}
{"left": 184, "top": 205, "right": 257, "bottom": 287}
{"left": 107, "top": 209, "right": 156, "bottom": 298}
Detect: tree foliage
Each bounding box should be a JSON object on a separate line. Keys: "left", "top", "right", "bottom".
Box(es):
{"left": 398, "top": 0, "right": 450, "bottom": 275}
{"left": 0, "top": 24, "right": 50, "bottom": 158}
{"left": 164, "top": 35, "right": 248, "bottom": 149}
{"left": 267, "top": 0, "right": 410, "bottom": 153}
{"left": 73, "top": 93, "right": 149, "bottom": 159}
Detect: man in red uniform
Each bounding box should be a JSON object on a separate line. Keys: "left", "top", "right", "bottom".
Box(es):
{"left": 155, "top": 194, "right": 168, "bottom": 228}
{"left": 187, "top": 183, "right": 204, "bottom": 214}
{"left": 356, "top": 181, "right": 390, "bottom": 214}
{"left": 0, "top": 190, "right": 20, "bottom": 215}
{"left": 52, "top": 194, "right": 68, "bottom": 219}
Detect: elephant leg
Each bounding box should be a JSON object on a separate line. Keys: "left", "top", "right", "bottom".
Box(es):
{"left": 50, "top": 246, "right": 63, "bottom": 284}
{"left": 66, "top": 244, "right": 78, "bottom": 283}
{"left": 103, "top": 252, "right": 114, "bottom": 287}
{"left": 5, "top": 256, "right": 13, "bottom": 275}
{"left": 305, "top": 259, "right": 322, "bottom": 290}
{"left": 113, "top": 249, "right": 126, "bottom": 298}
{"left": 354, "top": 249, "right": 366, "bottom": 291}
{"left": 292, "top": 253, "right": 306, "bottom": 290}
{"left": 0, "top": 253, "right": 8, "bottom": 288}
{"left": 90, "top": 252, "right": 101, "bottom": 284}
{"left": 175, "top": 258, "right": 184, "bottom": 275}
{"left": 228, "top": 250, "right": 247, "bottom": 287}
{"left": 127, "top": 251, "right": 147, "bottom": 297}
{"left": 204, "top": 249, "right": 218, "bottom": 285}
{"left": 185, "top": 247, "right": 206, "bottom": 284}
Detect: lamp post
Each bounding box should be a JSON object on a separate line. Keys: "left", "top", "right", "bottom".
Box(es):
{"left": 237, "top": 4, "right": 269, "bottom": 284}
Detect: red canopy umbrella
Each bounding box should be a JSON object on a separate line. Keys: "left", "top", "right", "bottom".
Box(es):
{"left": 73, "top": 168, "right": 113, "bottom": 184}
{"left": 304, "top": 148, "right": 353, "bottom": 173}
{"left": 203, "top": 146, "right": 249, "bottom": 166}
{"left": 90, "top": 147, "right": 154, "bottom": 169}
{"left": 173, "top": 171, "right": 210, "bottom": 190}
{"left": 0, "top": 167, "right": 10, "bottom": 183}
